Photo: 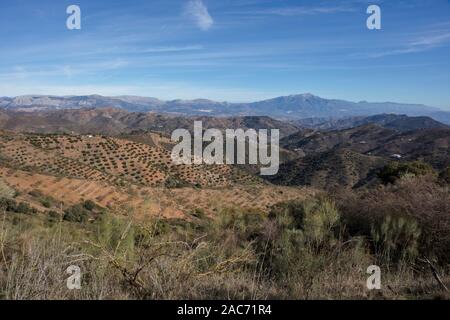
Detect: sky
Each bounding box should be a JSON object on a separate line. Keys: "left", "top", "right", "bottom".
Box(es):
{"left": 0, "top": 0, "right": 450, "bottom": 109}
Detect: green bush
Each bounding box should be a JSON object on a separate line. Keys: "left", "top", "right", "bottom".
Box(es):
{"left": 83, "top": 200, "right": 96, "bottom": 211}
{"left": 28, "top": 189, "right": 55, "bottom": 208}
{"left": 269, "top": 197, "right": 340, "bottom": 246}
{"left": 378, "top": 161, "right": 435, "bottom": 184}
{"left": 371, "top": 215, "right": 421, "bottom": 264}
{"left": 264, "top": 197, "right": 341, "bottom": 278}
{"left": 95, "top": 214, "right": 135, "bottom": 261}
{"left": 217, "top": 207, "right": 266, "bottom": 244}
{"left": 41, "top": 199, "right": 52, "bottom": 208}
{"left": 0, "top": 197, "right": 37, "bottom": 215}
{"left": 63, "top": 204, "right": 89, "bottom": 223}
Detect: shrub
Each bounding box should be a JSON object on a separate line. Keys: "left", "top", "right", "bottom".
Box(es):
{"left": 28, "top": 189, "right": 44, "bottom": 198}
{"left": 28, "top": 189, "right": 55, "bottom": 208}
{"left": 164, "top": 176, "right": 189, "bottom": 188}
{"left": 83, "top": 200, "right": 96, "bottom": 211}
{"left": 192, "top": 208, "right": 206, "bottom": 219}
{"left": 337, "top": 175, "right": 450, "bottom": 264}
{"left": 46, "top": 210, "right": 61, "bottom": 223}
{"left": 0, "top": 197, "right": 37, "bottom": 215}
{"left": 371, "top": 215, "right": 421, "bottom": 264}
{"left": 0, "top": 197, "right": 17, "bottom": 212}
{"left": 41, "top": 199, "right": 52, "bottom": 208}
{"left": 17, "top": 202, "right": 35, "bottom": 214}
{"left": 95, "top": 214, "right": 135, "bottom": 261}
{"left": 378, "top": 161, "right": 436, "bottom": 184}
{"left": 269, "top": 197, "right": 340, "bottom": 247}
{"left": 63, "top": 204, "right": 89, "bottom": 223}
{"left": 264, "top": 197, "right": 341, "bottom": 278}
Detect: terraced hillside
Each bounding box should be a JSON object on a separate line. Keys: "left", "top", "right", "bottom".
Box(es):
{"left": 0, "top": 131, "right": 258, "bottom": 189}
{"left": 0, "top": 165, "right": 315, "bottom": 220}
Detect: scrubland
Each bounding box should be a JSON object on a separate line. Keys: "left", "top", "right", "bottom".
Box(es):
{"left": 1, "top": 174, "right": 449, "bottom": 300}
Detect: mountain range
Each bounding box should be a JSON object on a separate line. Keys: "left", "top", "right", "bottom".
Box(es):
{"left": 2, "top": 94, "right": 450, "bottom": 124}
{"left": 271, "top": 123, "right": 450, "bottom": 189}
{"left": 0, "top": 107, "right": 300, "bottom": 137}
{"left": 294, "top": 114, "right": 450, "bottom": 131}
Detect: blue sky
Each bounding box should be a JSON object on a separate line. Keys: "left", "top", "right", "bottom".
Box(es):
{"left": 0, "top": 0, "right": 450, "bottom": 109}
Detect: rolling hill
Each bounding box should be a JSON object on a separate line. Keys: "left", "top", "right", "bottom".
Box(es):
{"left": 0, "top": 131, "right": 262, "bottom": 189}
{"left": 271, "top": 118, "right": 450, "bottom": 189}
{"left": 269, "top": 148, "right": 387, "bottom": 190}
{"left": 0, "top": 108, "right": 300, "bottom": 138}
{"left": 281, "top": 124, "right": 450, "bottom": 170}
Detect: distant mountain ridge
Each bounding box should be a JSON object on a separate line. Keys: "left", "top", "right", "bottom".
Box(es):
{"left": 270, "top": 123, "right": 450, "bottom": 189}
{"left": 2, "top": 94, "right": 449, "bottom": 124}
{"left": 0, "top": 107, "right": 300, "bottom": 137}
{"left": 294, "top": 114, "right": 450, "bottom": 132}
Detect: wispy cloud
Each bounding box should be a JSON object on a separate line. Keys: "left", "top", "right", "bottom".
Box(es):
{"left": 226, "top": 3, "right": 356, "bottom": 17}
{"left": 370, "top": 30, "right": 450, "bottom": 58}
{"left": 411, "top": 32, "right": 450, "bottom": 47}
{"left": 136, "top": 45, "right": 204, "bottom": 54}
{"left": 252, "top": 5, "right": 355, "bottom": 16}
{"left": 184, "top": 0, "right": 214, "bottom": 31}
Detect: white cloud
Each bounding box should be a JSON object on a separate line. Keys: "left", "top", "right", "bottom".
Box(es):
{"left": 185, "top": 0, "right": 214, "bottom": 31}
{"left": 227, "top": 4, "right": 355, "bottom": 17}
{"left": 411, "top": 32, "right": 450, "bottom": 47}
{"left": 253, "top": 5, "right": 355, "bottom": 16}
{"left": 369, "top": 31, "right": 450, "bottom": 58}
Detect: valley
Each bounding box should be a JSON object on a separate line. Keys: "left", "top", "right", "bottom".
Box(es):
{"left": 0, "top": 102, "right": 449, "bottom": 300}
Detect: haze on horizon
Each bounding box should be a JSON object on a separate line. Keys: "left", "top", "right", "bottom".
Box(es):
{"left": 0, "top": 0, "right": 450, "bottom": 109}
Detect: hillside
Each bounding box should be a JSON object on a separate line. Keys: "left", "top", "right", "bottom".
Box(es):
{"left": 269, "top": 148, "right": 387, "bottom": 189}
{"left": 0, "top": 131, "right": 260, "bottom": 189}
{"left": 270, "top": 123, "right": 450, "bottom": 189}
{"left": 294, "top": 114, "right": 449, "bottom": 131}
{"left": 0, "top": 108, "right": 299, "bottom": 138}
{"left": 281, "top": 124, "right": 450, "bottom": 170}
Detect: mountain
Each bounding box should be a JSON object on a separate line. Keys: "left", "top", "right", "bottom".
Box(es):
{"left": 2, "top": 94, "right": 449, "bottom": 123}
{"left": 294, "top": 114, "right": 449, "bottom": 132}
{"left": 270, "top": 123, "right": 450, "bottom": 189}
{"left": 281, "top": 124, "right": 450, "bottom": 170}
{"left": 0, "top": 108, "right": 300, "bottom": 138}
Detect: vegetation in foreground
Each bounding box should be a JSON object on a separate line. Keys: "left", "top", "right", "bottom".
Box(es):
{"left": 0, "top": 173, "right": 449, "bottom": 300}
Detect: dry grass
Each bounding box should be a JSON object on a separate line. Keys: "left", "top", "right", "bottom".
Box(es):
{"left": 1, "top": 182, "right": 449, "bottom": 300}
